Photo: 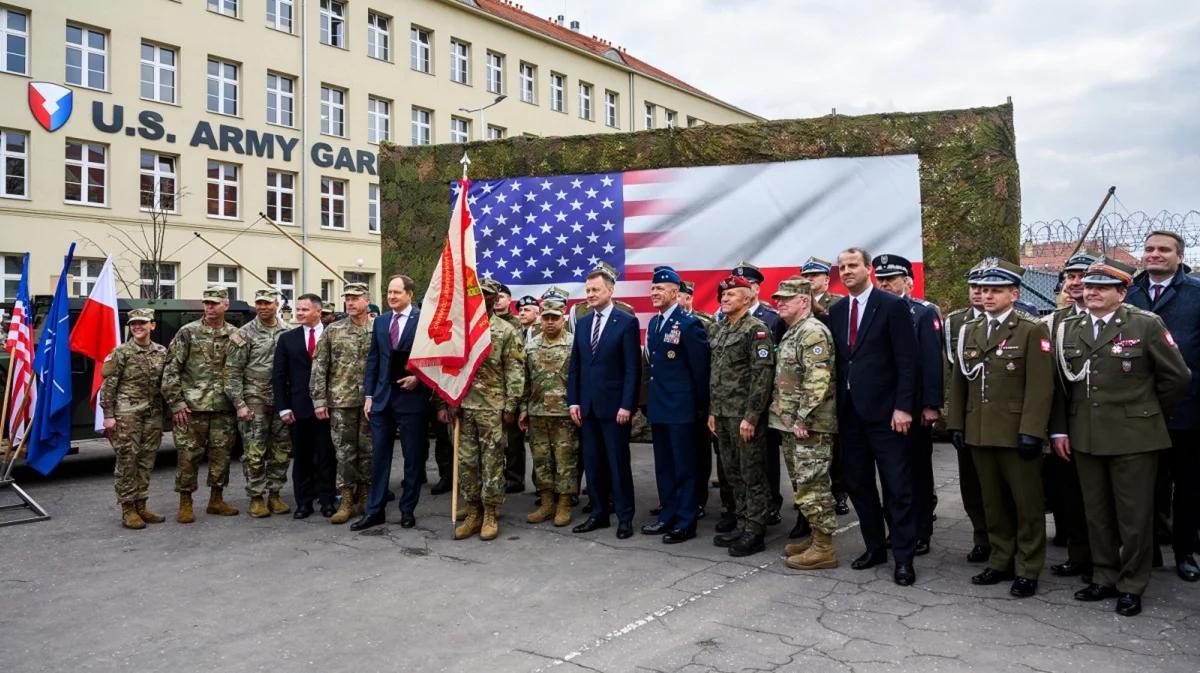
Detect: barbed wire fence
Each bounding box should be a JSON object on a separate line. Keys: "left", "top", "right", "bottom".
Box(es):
{"left": 1021, "top": 210, "right": 1200, "bottom": 265}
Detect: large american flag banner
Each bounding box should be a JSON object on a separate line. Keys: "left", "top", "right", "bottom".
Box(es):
{"left": 458, "top": 155, "right": 923, "bottom": 325}
{"left": 5, "top": 252, "right": 35, "bottom": 447}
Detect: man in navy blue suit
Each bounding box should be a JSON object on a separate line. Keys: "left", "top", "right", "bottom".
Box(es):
{"left": 641, "top": 266, "right": 711, "bottom": 543}
{"left": 568, "top": 262, "right": 642, "bottom": 539}
{"left": 352, "top": 275, "right": 430, "bottom": 531}
{"left": 828, "top": 247, "right": 919, "bottom": 586}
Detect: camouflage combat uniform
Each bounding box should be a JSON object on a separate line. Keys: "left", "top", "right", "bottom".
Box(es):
{"left": 309, "top": 316, "right": 373, "bottom": 492}
{"left": 162, "top": 318, "right": 236, "bottom": 493}
{"left": 225, "top": 315, "right": 290, "bottom": 497}
{"left": 522, "top": 329, "right": 578, "bottom": 495}
{"left": 456, "top": 317, "right": 524, "bottom": 507}
{"left": 101, "top": 336, "right": 167, "bottom": 504}
{"left": 769, "top": 314, "right": 838, "bottom": 535}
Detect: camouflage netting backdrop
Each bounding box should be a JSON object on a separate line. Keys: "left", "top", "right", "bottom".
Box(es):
{"left": 379, "top": 102, "right": 1019, "bottom": 311}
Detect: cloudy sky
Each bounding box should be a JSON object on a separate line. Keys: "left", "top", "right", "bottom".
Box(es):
{"left": 521, "top": 0, "right": 1199, "bottom": 224}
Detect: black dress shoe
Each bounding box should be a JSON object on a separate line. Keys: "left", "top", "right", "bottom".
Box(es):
{"left": 641, "top": 521, "right": 670, "bottom": 535}
{"left": 765, "top": 510, "right": 783, "bottom": 526}
{"left": 662, "top": 527, "right": 696, "bottom": 544}
{"left": 572, "top": 517, "right": 610, "bottom": 534}
{"left": 729, "top": 533, "right": 765, "bottom": 557}
{"left": 430, "top": 477, "right": 451, "bottom": 495}
{"left": 713, "top": 529, "right": 743, "bottom": 548}
{"left": 616, "top": 521, "right": 633, "bottom": 539}
{"left": 1176, "top": 554, "right": 1200, "bottom": 582}
{"left": 967, "top": 545, "right": 991, "bottom": 563}
{"left": 320, "top": 503, "right": 337, "bottom": 518}
{"left": 1115, "top": 593, "right": 1142, "bottom": 616}
{"left": 1050, "top": 560, "right": 1090, "bottom": 577}
{"left": 834, "top": 494, "right": 850, "bottom": 516}
{"left": 1074, "top": 583, "right": 1119, "bottom": 602}
{"left": 788, "top": 514, "right": 812, "bottom": 540}
{"left": 914, "top": 538, "right": 931, "bottom": 556}
{"left": 399, "top": 512, "right": 416, "bottom": 528}
{"left": 714, "top": 512, "right": 738, "bottom": 533}
{"left": 385, "top": 490, "right": 396, "bottom": 503}
{"left": 1010, "top": 577, "right": 1038, "bottom": 598}
{"left": 851, "top": 550, "right": 888, "bottom": 570}
{"left": 293, "top": 504, "right": 314, "bottom": 519}
{"left": 697, "top": 505, "right": 706, "bottom": 520}
{"left": 582, "top": 501, "right": 593, "bottom": 514}
{"left": 971, "top": 568, "right": 1015, "bottom": 585}
{"left": 894, "top": 563, "right": 916, "bottom": 586}
{"left": 505, "top": 484, "right": 525, "bottom": 494}
{"left": 350, "top": 511, "right": 385, "bottom": 531}
{"left": 649, "top": 506, "right": 663, "bottom": 516}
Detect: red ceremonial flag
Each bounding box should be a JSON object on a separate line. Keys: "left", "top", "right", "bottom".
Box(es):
{"left": 408, "top": 173, "right": 492, "bottom": 405}
{"left": 69, "top": 256, "right": 121, "bottom": 433}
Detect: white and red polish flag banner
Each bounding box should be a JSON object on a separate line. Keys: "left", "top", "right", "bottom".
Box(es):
{"left": 408, "top": 177, "right": 493, "bottom": 406}
{"left": 69, "top": 256, "right": 121, "bottom": 432}
{"left": 463, "top": 154, "right": 923, "bottom": 326}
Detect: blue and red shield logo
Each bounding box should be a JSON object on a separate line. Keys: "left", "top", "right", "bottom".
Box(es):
{"left": 28, "top": 82, "right": 74, "bottom": 132}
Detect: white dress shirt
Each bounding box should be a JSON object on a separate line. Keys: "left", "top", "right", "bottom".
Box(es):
{"left": 846, "top": 285, "right": 873, "bottom": 339}
{"left": 279, "top": 322, "right": 325, "bottom": 418}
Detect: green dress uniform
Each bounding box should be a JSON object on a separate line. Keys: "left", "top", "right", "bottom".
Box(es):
{"left": 813, "top": 291, "right": 845, "bottom": 317}
{"left": 1044, "top": 303, "right": 1093, "bottom": 572}
{"left": 943, "top": 305, "right": 990, "bottom": 553}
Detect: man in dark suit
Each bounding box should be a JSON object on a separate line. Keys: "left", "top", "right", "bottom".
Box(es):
{"left": 272, "top": 293, "right": 336, "bottom": 518}
{"left": 353, "top": 275, "right": 429, "bottom": 531}
{"left": 828, "top": 247, "right": 919, "bottom": 586}
{"left": 641, "top": 266, "right": 710, "bottom": 543}
{"left": 568, "top": 262, "right": 642, "bottom": 539}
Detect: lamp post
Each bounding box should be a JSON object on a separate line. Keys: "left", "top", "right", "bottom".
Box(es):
{"left": 458, "top": 94, "right": 507, "bottom": 140}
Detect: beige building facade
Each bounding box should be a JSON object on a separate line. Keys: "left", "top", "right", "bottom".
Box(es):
{"left": 0, "top": 0, "right": 757, "bottom": 303}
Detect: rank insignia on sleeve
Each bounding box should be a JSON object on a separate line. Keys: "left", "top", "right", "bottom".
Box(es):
{"left": 1040, "top": 338, "right": 1051, "bottom": 352}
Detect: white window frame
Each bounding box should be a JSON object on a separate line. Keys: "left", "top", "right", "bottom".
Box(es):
{"left": 1, "top": 129, "right": 28, "bottom": 199}
{"left": 449, "top": 39, "right": 469, "bottom": 84}
{"left": 140, "top": 42, "right": 177, "bottom": 105}
{"left": 644, "top": 102, "right": 655, "bottom": 130}
{"left": 208, "top": 0, "right": 239, "bottom": 18}
{"left": 486, "top": 125, "right": 505, "bottom": 140}
{"left": 367, "top": 96, "right": 390, "bottom": 144}
{"left": 139, "top": 150, "right": 178, "bottom": 213}
{"left": 344, "top": 271, "right": 372, "bottom": 288}
{"left": 485, "top": 51, "right": 503, "bottom": 94}
{"left": 410, "top": 106, "right": 431, "bottom": 145}
{"left": 320, "top": 0, "right": 346, "bottom": 48}
{"left": 579, "top": 82, "right": 592, "bottom": 120}
{"left": 410, "top": 25, "right": 431, "bottom": 73}
{"left": 267, "top": 0, "right": 294, "bottom": 33}
{"left": 320, "top": 279, "right": 333, "bottom": 302}
{"left": 207, "top": 264, "right": 239, "bottom": 301}
{"left": 266, "top": 72, "right": 295, "bottom": 127}
{"left": 206, "top": 160, "right": 240, "bottom": 219}
{"left": 320, "top": 177, "right": 347, "bottom": 230}
{"left": 449, "top": 116, "right": 469, "bottom": 144}
{"left": 367, "top": 183, "right": 380, "bottom": 234}
{"left": 267, "top": 268, "right": 296, "bottom": 302}
{"left": 69, "top": 257, "right": 104, "bottom": 297}
{"left": 665, "top": 109, "right": 677, "bottom": 129}
{"left": 367, "top": 12, "right": 390, "bottom": 61}
{"left": 140, "top": 261, "right": 177, "bottom": 300}
{"left": 605, "top": 90, "right": 619, "bottom": 128}
{"left": 3, "top": 254, "right": 23, "bottom": 300}
{"left": 266, "top": 169, "right": 295, "bottom": 225}
{"left": 1, "top": 8, "right": 30, "bottom": 76}
{"left": 64, "top": 139, "right": 107, "bottom": 207}
{"left": 320, "top": 85, "right": 346, "bottom": 137}
{"left": 550, "top": 73, "right": 565, "bottom": 113}
{"left": 519, "top": 62, "right": 536, "bottom": 104}
{"left": 206, "top": 57, "right": 239, "bottom": 116}
{"left": 65, "top": 24, "right": 107, "bottom": 91}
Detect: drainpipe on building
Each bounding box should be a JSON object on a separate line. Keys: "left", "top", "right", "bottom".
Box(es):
{"left": 299, "top": 0, "right": 310, "bottom": 292}
{"left": 628, "top": 71, "right": 635, "bottom": 132}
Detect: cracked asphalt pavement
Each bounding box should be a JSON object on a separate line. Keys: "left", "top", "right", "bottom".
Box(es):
{"left": 2, "top": 440, "right": 1198, "bottom": 673}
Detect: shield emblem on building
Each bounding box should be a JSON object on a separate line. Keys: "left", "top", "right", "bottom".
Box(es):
{"left": 28, "top": 82, "right": 74, "bottom": 132}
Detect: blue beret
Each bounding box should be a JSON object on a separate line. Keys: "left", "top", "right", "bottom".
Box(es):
{"left": 652, "top": 265, "right": 681, "bottom": 286}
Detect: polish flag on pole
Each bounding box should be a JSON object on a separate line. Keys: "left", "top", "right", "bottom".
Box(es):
{"left": 407, "top": 155, "right": 492, "bottom": 406}
{"left": 69, "top": 256, "right": 121, "bottom": 433}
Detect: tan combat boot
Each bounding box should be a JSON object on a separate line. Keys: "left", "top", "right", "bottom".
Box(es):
{"left": 355, "top": 483, "right": 369, "bottom": 516}
{"left": 454, "top": 503, "right": 483, "bottom": 540}
{"left": 553, "top": 493, "right": 573, "bottom": 527}
{"left": 330, "top": 487, "right": 355, "bottom": 524}
{"left": 248, "top": 496, "right": 270, "bottom": 518}
{"left": 480, "top": 505, "right": 500, "bottom": 541}
{"left": 121, "top": 502, "right": 146, "bottom": 530}
{"left": 455, "top": 504, "right": 468, "bottom": 520}
{"left": 783, "top": 538, "right": 813, "bottom": 557}
{"left": 177, "top": 493, "right": 195, "bottom": 524}
{"left": 527, "top": 490, "right": 556, "bottom": 523}
{"left": 206, "top": 487, "right": 240, "bottom": 516}
{"left": 787, "top": 530, "right": 838, "bottom": 570}
{"left": 135, "top": 499, "right": 166, "bottom": 524}
{"left": 267, "top": 492, "right": 290, "bottom": 515}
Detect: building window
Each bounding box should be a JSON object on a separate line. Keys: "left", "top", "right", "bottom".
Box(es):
{"left": 206, "top": 160, "right": 239, "bottom": 219}
{"left": 1, "top": 129, "right": 28, "bottom": 199}
{"left": 2, "top": 254, "right": 23, "bottom": 300}
{"left": 367, "top": 183, "right": 380, "bottom": 234}
{"left": 320, "top": 177, "right": 346, "bottom": 229}
{"left": 69, "top": 258, "right": 104, "bottom": 297}
{"left": 320, "top": 279, "right": 333, "bottom": 302}
{"left": 207, "top": 265, "right": 239, "bottom": 301}
{"left": 550, "top": 73, "right": 565, "bottom": 113}
{"left": 208, "top": 0, "right": 238, "bottom": 17}
{"left": 266, "top": 73, "right": 295, "bottom": 127}
{"left": 320, "top": 0, "right": 346, "bottom": 48}
{"left": 267, "top": 268, "right": 296, "bottom": 302}
{"left": 486, "top": 51, "right": 503, "bottom": 94}
{"left": 206, "top": 57, "right": 239, "bottom": 116}
{"left": 410, "top": 26, "right": 431, "bottom": 73}
{"left": 267, "top": 0, "right": 293, "bottom": 33}
{"left": 320, "top": 85, "right": 346, "bottom": 137}
{"left": 687, "top": 116, "right": 703, "bottom": 128}
{"left": 266, "top": 169, "right": 295, "bottom": 224}
{"left": 65, "top": 24, "right": 107, "bottom": 90}
{"left": 367, "top": 96, "right": 390, "bottom": 144}
{"left": 486, "top": 125, "right": 505, "bottom": 140}
{"left": 64, "top": 140, "right": 106, "bottom": 206}
{"left": 519, "top": 62, "right": 536, "bottom": 103}
{"left": 665, "top": 109, "right": 677, "bottom": 128}
{"left": 367, "top": 12, "right": 389, "bottom": 60}
{"left": 410, "top": 106, "right": 431, "bottom": 145}
{"left": 140, "top": 261, "right": 177, "bottom": 299}
{"left": 579, "top": 82, "right": 592, "bottom": 120}
{"left": 644, "top": 103, "right": 655, "bottom": 130}
{"left": 450, "top": 39, "right": 469, "bottom": 84}
{"left": 344, "top": 271, "right": 372, "bottom": 288}
{"left": 139, "top": 151, "right": 177, "bottom": 212}
{"left": 605, "top": 90, "right": 619, "bottom": 128}
{"left": 139, "top": 43, "right": 177, "bottom": 104}
{"left": 2, "top": 8, "right": 30, "bottom": 76}
{"left": 449, "top": 116, "right": 469, "bottom": 144}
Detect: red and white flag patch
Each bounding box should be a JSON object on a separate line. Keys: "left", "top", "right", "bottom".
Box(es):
{"left": 1165, "top": 330, "right": 1177, "bottom": 347}
{"left": 932, "top": 318, "right": 942, "bottom": 332}
{"left": 1040, "top": 338, "right": 1051, "bottom": 353}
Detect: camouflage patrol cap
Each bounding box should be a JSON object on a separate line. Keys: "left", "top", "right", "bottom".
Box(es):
{"left": 342, "top": 282, "right": 369, "bottom": 297}
{"left": 126, "top": 308, "right": 155, "bottom": 323}
{"left": 540, "top": 299, "right": 566, "bottom": 317}
{"left": 772, "top": 278, "right": 812, "bottom": 300}
{"left": 479, "top": 278, "right": 502, "bottom": 295}
{"left": 254, "top": 288, "right": 281, "bottom": 303}
{"left": 589, "top": 261, "right": 618, "bottom": 282}
{"left": 202, "top": 287, "right": 228, "bottom": 302}
{"left": 321, "top": 305, "right": 333, "bottom": 315}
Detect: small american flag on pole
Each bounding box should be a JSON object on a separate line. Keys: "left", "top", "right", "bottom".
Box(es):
{"left": 5, "top": 252, "right": 35, "bottom": 447}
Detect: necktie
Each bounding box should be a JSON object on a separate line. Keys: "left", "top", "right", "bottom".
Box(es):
{"left": 591, "top": 311, "right": 603, "bottom": 354}
{"left": 1152, "top": 284, "right": 1163, "bottom": 303}
{"left": 307, "top": 327, "right": 316, "bottom": 359}
{"left": 1094, "top": 318, "right": 1105, "bottom": 340}
{"left": 390, "top": 313, "right": 401, "bottom": 349}
{"left": 848, "top": 298, "right": 859, "bottom": 351}
{"left": 988, "top": 318, "right": 1001, "bottom": 339}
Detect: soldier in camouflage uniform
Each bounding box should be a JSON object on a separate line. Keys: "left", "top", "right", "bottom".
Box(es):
{"left": 101, "top": 308, "right": 168, "bottom": 529}
{"left": 768, "top": 279, "right": 840, "bottom": 569}
{"left": 494, "top": 283, "right": 522, "bottom": 331}
{"left": 162, "top": 287, "right": 239, "bottom": 522}
{"left": 708, "top": 274, "right": 776, "bottom": 557}
{"left": 519, "top": 299, "right": 578, "bottom": 527}
{"left": 225, "top": 288, "right": 291, "bottom": 518}
{"left": 310, "top": 282, "right": 374, "bottom": 525}
{"left": 440, "top": 278, "right": 525, "bottom": 541}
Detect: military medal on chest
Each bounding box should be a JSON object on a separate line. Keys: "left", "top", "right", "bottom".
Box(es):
{"left": 995, "top": 338, "right": 1006, "bottom": 357}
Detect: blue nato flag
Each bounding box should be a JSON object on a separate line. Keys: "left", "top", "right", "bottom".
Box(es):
{"left": 26, "top": 243, "right": 76, "bottom": 476}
